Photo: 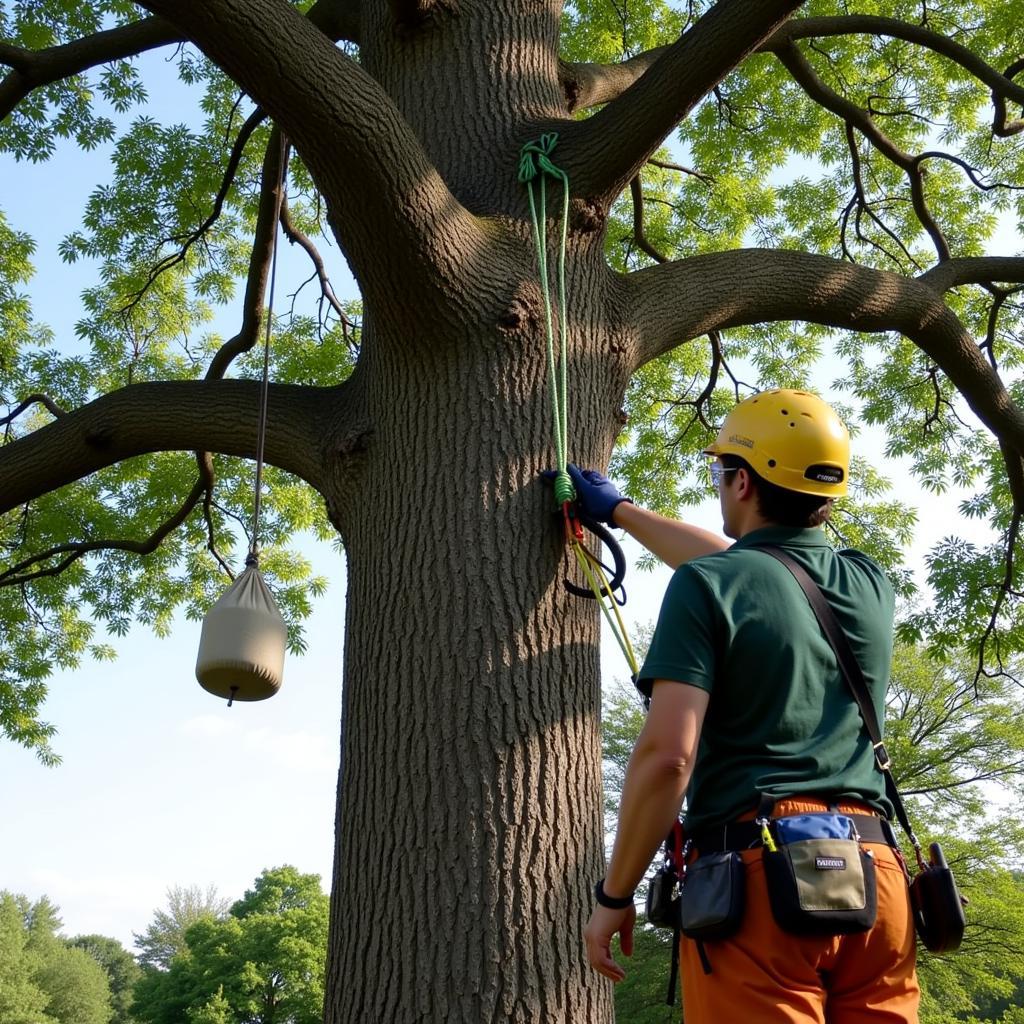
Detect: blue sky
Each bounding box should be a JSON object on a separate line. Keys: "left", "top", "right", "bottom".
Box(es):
{"left": 0, "top": 38, "right": 1015, "bottom": 951}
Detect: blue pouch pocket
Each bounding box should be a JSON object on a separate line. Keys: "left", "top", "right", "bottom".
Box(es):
{"left": 775, "top": 813, "right": 854, "bottom": 844}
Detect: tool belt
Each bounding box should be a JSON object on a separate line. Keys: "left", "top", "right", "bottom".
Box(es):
{"left": 691, "top": 812, "right": 897, "bottom": 854}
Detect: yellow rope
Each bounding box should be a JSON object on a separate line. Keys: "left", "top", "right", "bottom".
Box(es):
{"left": 569, "top": 539, "right": 639, "bottom": 677}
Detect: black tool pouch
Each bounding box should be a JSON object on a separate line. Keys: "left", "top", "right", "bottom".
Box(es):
{"left": 679, "top": 851, "right": 745, "bottom": 941}
{"left": 909, "top": 843, "right": 966, "bottom": 953}
{"left": 762, "top": 838, "right": 877, "bottom": 935}
{"left": 645, "top": 865, "right": 680, "bottom": 929}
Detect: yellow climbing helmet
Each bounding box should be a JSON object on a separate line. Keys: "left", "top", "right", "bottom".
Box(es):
{"left": 704, "top": 389, "right": 849, "bottom": 498}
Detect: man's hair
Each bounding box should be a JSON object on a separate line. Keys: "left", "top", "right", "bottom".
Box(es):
{"left": 719, "top": 454, "right": 833, "bottom": 528}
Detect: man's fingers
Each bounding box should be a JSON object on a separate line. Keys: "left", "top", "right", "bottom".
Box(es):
{"left": 586, "top": 937, "right": 625, "bottom": 983}
{"left": 619, "top": 922, "right": 634, "bottom": 958}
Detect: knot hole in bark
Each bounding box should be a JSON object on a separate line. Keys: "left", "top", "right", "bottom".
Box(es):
{"left": 497, "top": 282, "right": 543, "bottom": 341}
{"left": 85, "top": 423, "right": 114, "bottom": 448}
{"left": 390, "top": 0, "right": 459, "bottom": 38}
{"left": 570, "top": 198, "right": 605, "bottom": 235}
{"left": 560, "top": 69, "right": 582, "bottom": 114}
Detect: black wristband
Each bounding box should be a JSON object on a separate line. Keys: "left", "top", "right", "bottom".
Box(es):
{"left": 594, "top": 878, "right": 634, "bottom": 909}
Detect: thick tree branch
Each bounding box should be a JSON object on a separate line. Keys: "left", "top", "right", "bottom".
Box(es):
{"left": 0, "top": 380, "right": 335, "bottom": 515}
{"left": 558, "top": 47, "right": 670, "bottom": 113}
{"left": 135, "top": 0, "right": 482, "bottom": 309}
{"left": 0, "top": 0, "right": 361, "bottom": 126}
{"left": 0, "top": 17, "right": 183, "bottom": 121}
{"left": 561, "top": 0, "right": 805, "bottom": 201}
{"left": 624, "top": 249, "right": 1024, "bottom": 458}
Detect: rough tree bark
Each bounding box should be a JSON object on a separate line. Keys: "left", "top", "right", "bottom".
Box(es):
{"left": 4, "top": 1, "right": 1024, "bottom": 1021}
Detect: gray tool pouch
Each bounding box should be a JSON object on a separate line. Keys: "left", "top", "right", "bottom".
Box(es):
{"left": 679, "top": 851, "right": 745, "bottom": 941}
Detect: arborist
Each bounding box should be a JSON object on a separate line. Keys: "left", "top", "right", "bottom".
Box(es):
{"left": 576, "top": 389, "right": 920, "bottom": 1022}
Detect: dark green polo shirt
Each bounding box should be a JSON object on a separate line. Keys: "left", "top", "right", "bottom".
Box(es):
{"left": 637, "top": 525, "right": 895, "bottom": 833}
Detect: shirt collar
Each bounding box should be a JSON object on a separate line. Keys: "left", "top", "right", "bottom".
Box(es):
{"left": 731, "top": 525, "right": 830, "bottom": 550}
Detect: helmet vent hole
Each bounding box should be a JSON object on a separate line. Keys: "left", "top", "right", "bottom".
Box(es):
{"left": 780, "top": 409, "right": 788, "bottom": 415}
{"left": 790, "top": 421, "right": 795, "bottom": 427}
{"left": 768, "top": 459, "right": 777, "bottom": 468}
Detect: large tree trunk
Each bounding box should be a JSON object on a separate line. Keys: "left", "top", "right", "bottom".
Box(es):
{"left": 321, "top": 240, "right": 633, "bottom": 1020}
{"left": 304, "top": 6, "right": 639, "bottom": 1017}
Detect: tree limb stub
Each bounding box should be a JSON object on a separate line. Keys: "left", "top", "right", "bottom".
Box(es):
{"left": 626, "top": 249, "right": 1024, "bottom": 456}
{"left": 0, "top": 16, "right": 183, "bottom": 121}
{"left": 558, "top": 47, "right": 670, "bottom": 113}
{"left": 920, "top": 258, "right": 1024, "bottom": 294}
{"left": 0, "top": 380, "right": 333, "bottom": 516}
{"left": 135, "top": 0, "right": 482, "bottom": 309}
{"left": 563, "top": 0, "right": 806, "bottom": 202}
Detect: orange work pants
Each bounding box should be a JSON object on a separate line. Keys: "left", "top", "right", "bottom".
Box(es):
{"left": 680, "top": 798, "right": 919, "bottom": 1024}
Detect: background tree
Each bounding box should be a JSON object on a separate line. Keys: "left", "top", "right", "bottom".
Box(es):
{"left": 133, "top": 884, "right": 230, "bottom": 971}
{"left": 0, "top": 892, "right": 113, "bottom": 1024}
{"left": 2, "top": 1, "right": 1024, "bottom": 1020}
{"left": 131, "top": 866, "right": 327, "bottom": 1024}
{"left": 68, "top": 934, "right": 143, "bottom": 1024}
{"left": 0, "top": 892, "right": 52, "bottom": 1024}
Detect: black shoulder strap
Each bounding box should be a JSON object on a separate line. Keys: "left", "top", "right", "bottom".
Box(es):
{"left": 755, "top": 544, "right": 920, "bottom": 849}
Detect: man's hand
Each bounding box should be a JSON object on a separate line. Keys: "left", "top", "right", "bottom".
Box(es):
{"left": 584, "top": 902, "right": 636, "bottom": 983}
{"left": 566, "top": 465, "right": 631, "bottom": 525}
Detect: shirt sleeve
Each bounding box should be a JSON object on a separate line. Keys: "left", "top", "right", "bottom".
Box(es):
{"left": 636, "top": 563, "right": 719, "bottom": 700}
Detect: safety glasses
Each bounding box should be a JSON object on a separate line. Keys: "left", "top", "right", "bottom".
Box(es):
{"left": 708, "top": 463, "right": 739, "bottom": 490}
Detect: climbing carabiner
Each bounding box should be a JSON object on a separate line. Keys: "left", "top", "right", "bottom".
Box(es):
{"left": 562, "top": 510, "right": 627, "bottom": 603}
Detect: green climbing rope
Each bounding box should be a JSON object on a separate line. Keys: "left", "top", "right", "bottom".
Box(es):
{"left": 519, "top": 134, "right": 640, "bottom": 680}
{"left": 518, "top": 133, "right": 574, "bottom": 507}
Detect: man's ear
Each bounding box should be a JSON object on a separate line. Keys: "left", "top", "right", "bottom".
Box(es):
{"left": 735, "top": 467, "right": 756, "bottom": 501}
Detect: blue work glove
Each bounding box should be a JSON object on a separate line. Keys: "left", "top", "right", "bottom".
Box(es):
{"left": 566, "top": 464, "right": 632, "bottom": 526}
